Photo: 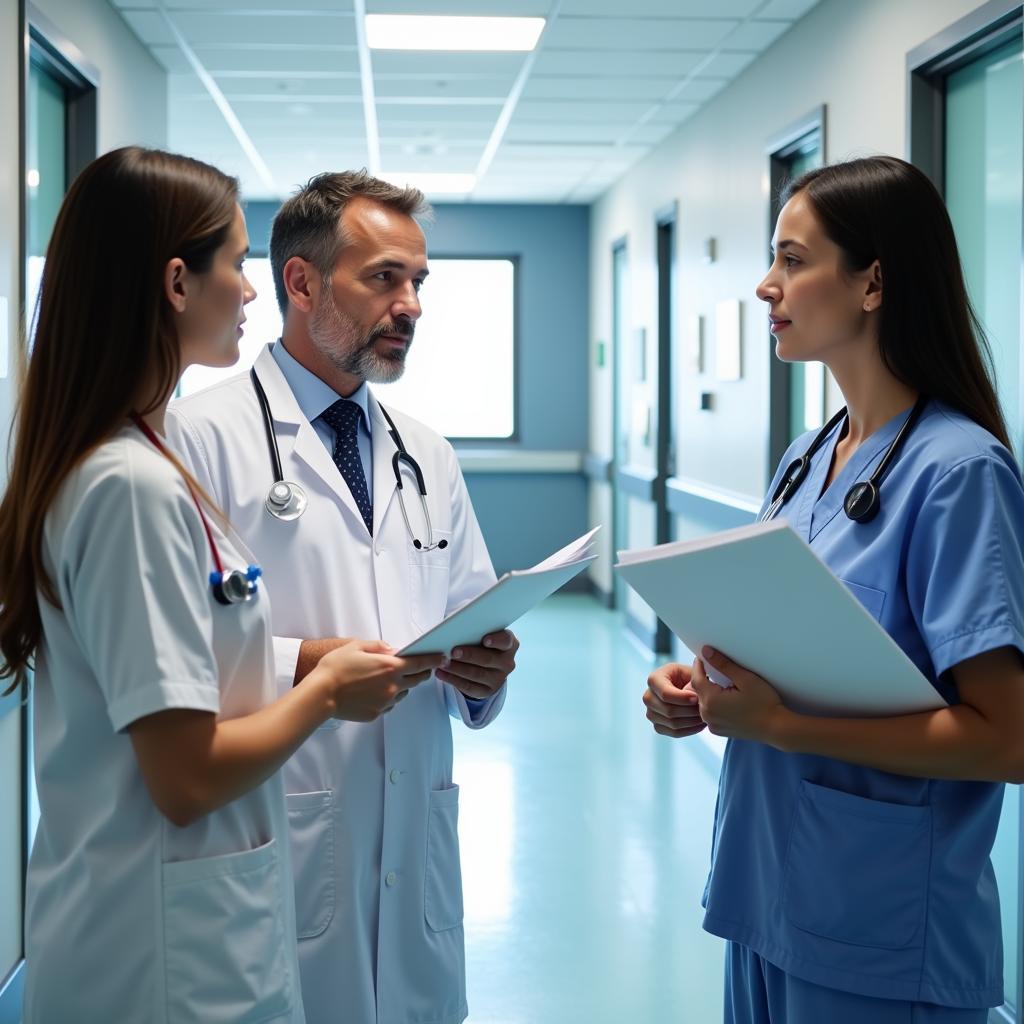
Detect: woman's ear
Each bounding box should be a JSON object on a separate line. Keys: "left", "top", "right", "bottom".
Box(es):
{"left": 863, "top": 259, "right": 882, "bottom": 313}
{"left": 163, "top": 258, "right": 188, "bottom": 314}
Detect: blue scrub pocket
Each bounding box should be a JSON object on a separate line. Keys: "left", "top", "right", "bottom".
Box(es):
{"left": 424, "top": 784, "right": 464, "bottom": 932}
{"left": 782, "top": 781, "right": 931, "bottom": 950}
{"left": 840, "top": 579, "right": 887, "bottom": 622}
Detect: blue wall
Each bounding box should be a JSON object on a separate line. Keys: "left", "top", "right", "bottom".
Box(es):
{"left": 244, "top": 200, "right": 591, "bottom": 576}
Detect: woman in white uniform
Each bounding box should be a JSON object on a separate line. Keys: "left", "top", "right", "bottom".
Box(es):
{"left": 0, "top": 147, "right": 441, "bottom": 1023}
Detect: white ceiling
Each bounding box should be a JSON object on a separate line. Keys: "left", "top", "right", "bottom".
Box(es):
{"left": 110, "top": 0, "right": 822, "bottom": 204}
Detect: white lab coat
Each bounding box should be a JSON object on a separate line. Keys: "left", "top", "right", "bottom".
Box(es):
{"left": 167, "top": 344, "right": 504, "bottom": 1024}
{"left": 24, "top": 427, "right": 303, "bottom": 1024}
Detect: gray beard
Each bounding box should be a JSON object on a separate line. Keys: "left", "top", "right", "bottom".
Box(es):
{"left": 309, "top": 288, "right": 410, "bottom": 385}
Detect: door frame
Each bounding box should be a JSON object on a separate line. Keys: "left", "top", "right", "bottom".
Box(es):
{"left": 909, "top": 8, "right": 1024, "bottom": 1021}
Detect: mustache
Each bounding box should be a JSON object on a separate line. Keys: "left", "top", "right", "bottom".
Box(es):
{"left": 367, "top": 318, "right": 415, "bottom": 345}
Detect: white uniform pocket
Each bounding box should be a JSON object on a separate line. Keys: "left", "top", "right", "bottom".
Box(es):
{"left": 286, "top": 790, "right": 335, "bottom": 939}
{"left": 408, "top": 531, "right": 453, "bottom": 633}
{"left": 424, "top": 785, "right": 464, "bottom": 932}
{"left": 162, "top": 837, "right": 294, "bottom": 1023}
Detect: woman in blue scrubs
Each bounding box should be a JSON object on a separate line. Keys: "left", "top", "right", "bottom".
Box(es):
{"left": 644, "top": 156, "right": 1024, "bottom": 1023}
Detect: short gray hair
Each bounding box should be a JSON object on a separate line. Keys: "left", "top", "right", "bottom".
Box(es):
{"left": 269, "top": 170, "right": 432, "bottom": 316}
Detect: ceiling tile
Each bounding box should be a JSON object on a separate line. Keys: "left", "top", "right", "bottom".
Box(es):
{"left": 559, "top": 0, "right": 760, "bottom": 13}
{"left": 152, "top": 44, "right": 360, "bottom": 74}
{"left": 698, "top": 50, "right": 758, "bottom": 77}
{"left": 722, "top": 19, "right": 793, "bottom": 51}
{"left": 369, "top": 51, "right": 527, "bottom": 77}
{"left": 543, "top": 17, "right": 737, "bottom": 51}
{"left": 755, "top": 0, "right": 821, "bottom": 18}
{"left": 161, "top": 11, "right": 356, "bottom": 48}
{"left": 373, "top": 77, "right": 513, "bottom": 100}
{"left": 515, "top": 99, "right": 655, "bottom": 122}
{"left": 523, "top": 76, "right": 673, "bottom": 100}
{"left": 532, "top": 49, "right": 705, "bottom": 77}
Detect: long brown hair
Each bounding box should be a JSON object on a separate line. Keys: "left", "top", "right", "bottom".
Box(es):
{"left": 783, "top": 156, "right": 1010, "bottom": 449}
{"left": 0, "top": 146, "right": 239, "bottom": 693}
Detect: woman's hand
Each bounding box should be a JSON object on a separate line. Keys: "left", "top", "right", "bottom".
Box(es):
{"left": 689, "top": 646, "right": 785, "bottom": 742}
{"left": 643, "top": 662, "right": 706, "bottom": 738}
{"left": 311, "top": 639, "right": 445, "bottom": 722}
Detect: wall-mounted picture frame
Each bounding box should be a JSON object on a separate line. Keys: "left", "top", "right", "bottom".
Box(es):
{"left": 715, "top": 299, "right": 742, "bottom": 381}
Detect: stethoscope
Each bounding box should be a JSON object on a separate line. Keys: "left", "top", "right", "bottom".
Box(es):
{"left": 251, "top": 367, "right": 447, "bottom": 552}
{"left": 761, "top": 396, "right": 928, "bottom": 524}
{"left": 130, "top": 413, "right": 263, "bottom": 606}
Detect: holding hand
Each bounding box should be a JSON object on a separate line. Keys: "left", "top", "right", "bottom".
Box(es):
{"left": 312, "top": 639, "right": 445, "bottom": 722}
{"left": 437, "top": 629, "right": 519, "bottom": 701}
{"left": 644, "top": 662, "right": 706, "bottom": 738}
{"left": 689, "top": 646, "right": 784, "bottom": 742}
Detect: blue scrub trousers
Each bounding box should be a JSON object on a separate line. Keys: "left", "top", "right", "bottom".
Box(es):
{"left": 725, "top": 943, "right": 989, "bottom": 1024}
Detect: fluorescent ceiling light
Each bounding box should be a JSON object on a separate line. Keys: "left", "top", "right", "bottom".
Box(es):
{"left": 382, "top": 172, "right": 477, "bottom": 194}
{"left": 366, "top": 15, "right": 545, "bottom": 52}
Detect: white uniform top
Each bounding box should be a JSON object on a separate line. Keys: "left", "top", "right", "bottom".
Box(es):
{"left": 167, "top": 344, "right": 504, "bottom": 1024}
{"left": 23, "top": 427, "right": 304, "bottom": 1024}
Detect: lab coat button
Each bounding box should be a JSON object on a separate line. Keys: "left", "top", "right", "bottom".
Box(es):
{"left": 389, "top": 769, "right": 401, "bottom": 784}
{"left": 385, "top": 871, "right": 397, "bottom": 887}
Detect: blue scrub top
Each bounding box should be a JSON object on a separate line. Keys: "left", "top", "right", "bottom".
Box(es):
{"left": 702, "top": 401, "right": 1024, "bottom": 1009}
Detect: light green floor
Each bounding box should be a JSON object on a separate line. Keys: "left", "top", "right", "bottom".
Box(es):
{"left": 454, "top": 594, "right": 726, "bottom": 1023}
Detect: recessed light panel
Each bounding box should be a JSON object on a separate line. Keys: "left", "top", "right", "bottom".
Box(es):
{"left": 366, "top": 15, "right": 545, "bottom": 52}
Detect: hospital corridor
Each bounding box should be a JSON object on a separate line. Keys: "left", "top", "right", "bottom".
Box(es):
{"left": 1, "top": 0, "right": 1023, "bottom": 1022}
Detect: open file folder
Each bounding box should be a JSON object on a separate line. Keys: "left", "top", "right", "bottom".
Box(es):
{"left": 615, "top": 520, "right": 945, "bottom": 716}
{"left": 400, "top": 527, "right": 600, "bottom": 655}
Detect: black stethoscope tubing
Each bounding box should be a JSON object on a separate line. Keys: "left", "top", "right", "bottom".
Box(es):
{"left": 761, "top": 396, "right": 929, "bottom": 524}
{"left": 251, "top": 366, "right": 446, "bottom": 550}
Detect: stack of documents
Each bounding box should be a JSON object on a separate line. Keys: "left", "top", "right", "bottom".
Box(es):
{"left": 615, "top": 520, "right": 944, "bottom": 716}
{"left": 400, "top": 527, "right": 599, "bottom": 655}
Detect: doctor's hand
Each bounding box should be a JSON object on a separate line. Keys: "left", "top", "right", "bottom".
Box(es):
{"left": 644, "top": 662, "right": 706, "bottom": 738}
{"left": 311, "top": 640, "right": 444, "bottom": 722}
{"left": 689, "top": 646, "right": 783, "bottom": 741}
{"left": 436, "top": 629, "right": 519, "bottom": 701}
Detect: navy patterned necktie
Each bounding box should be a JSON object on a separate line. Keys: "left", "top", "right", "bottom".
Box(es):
{"left": 321, "top": 399, "right": 373, "bottom": 534}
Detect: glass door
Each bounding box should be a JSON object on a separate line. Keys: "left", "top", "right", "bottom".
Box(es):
{"left": 945, "top": 31, "right": 1024, "bottom": 1022}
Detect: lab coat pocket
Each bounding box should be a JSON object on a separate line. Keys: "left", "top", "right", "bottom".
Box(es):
{"left": 424, "top": 784, "right": 464, "bottom": 932}
{"left": 162, "top": 837, "right": 294, "bottom": 1023}
{"left": 286, "top": 790, "right": 335, "bottom": 939}
{"left": 409, "top": 531, "right": 453, "bottom": 633}
{"left": 783, "top": 781, "right": 931, "bottom": 950}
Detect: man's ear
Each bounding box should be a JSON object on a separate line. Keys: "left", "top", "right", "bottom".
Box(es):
{"left": 163, "top": 258, "right": 188, "bottom": 314}
{"left": 283, "top": 256, "right": 319, "bottom": 315}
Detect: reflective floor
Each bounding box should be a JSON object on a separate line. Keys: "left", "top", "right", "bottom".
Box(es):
{"left": 455, "top": 594, "right": 726, "bottom": 1024}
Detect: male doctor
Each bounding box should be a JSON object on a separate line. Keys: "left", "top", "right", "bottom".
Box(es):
{"left": 167, "top": 171, "right": 518, "bottom": 1024}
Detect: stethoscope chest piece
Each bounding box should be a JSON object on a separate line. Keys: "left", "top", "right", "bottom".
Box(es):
{"left": 843, "top": 480, "right": 880, "bottom": 523}
{"left": 265, "top": 480, "right": 308, "bottom": 522}
{"left": 210, "top": 565, "right": 263, "bottom": 606}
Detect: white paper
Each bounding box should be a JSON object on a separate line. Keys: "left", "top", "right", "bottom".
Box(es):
{"left": 615, "top": 521, "right": 944, "bottom": 716}
{"left": 400, "top": 527, "right": 599, "bottom": 655}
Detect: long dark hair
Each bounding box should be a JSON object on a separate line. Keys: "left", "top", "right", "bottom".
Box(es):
{"left": 0, "top": 146, "right": 239, "bottom": 693}
{"left": 783, "top": 156, "right": 1010, "bottom": 449}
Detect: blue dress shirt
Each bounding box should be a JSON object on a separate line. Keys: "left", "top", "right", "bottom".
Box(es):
{"left": 271, "top": 339, "right": 373, "bottom": 500}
